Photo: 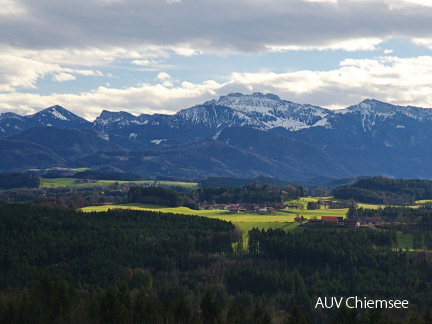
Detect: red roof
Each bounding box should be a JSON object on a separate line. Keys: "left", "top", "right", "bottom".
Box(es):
{"left": 321, "top": 216, "right": 338, "bottom": 222}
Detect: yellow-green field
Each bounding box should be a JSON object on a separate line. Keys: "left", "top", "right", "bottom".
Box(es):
{"left": 284, "top": 197, "right": 385, "bottom": 219}
{"left": 81, "top": 203, "right": 299, "bottom": 232}
{"left": 81, "top": 200, "right": 418, "bottom": 249}
{"left": 80, "top": 197, "right": 393, "bottom": 233}
{"left": 40, "top": 178, "right": 198, "bottom": 189}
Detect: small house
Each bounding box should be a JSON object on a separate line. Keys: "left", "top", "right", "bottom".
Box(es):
{"left": 364, "top": 216, "right": 382, "bottom": 224}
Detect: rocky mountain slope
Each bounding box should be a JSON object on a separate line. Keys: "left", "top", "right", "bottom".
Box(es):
{"left": 2, "top": 93, "right": 432, "bottom": 180}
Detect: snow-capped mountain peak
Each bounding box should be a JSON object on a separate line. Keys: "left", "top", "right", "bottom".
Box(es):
{"left": 46, "top": 106, "right": 70, "bottom": 121}
{"left": 180, "top": 92, "right": 332, "bottom": 131}
{"left": 33, "top": 105, "right": 89, "bottom": 124}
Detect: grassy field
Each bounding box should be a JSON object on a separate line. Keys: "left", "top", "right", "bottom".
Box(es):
{"left": 81, "top": 203, "right": 299, "bottom": 233}
{"left": 29, "top": 167, "right": 91, "bottom": 172}
{"left": 79, "top": 193, "right": 421, "bottom": 251}
{"left": 396, "top": 232, "right": 413, "bottom": 250}
{"left": 81, "top": 197, "right": 395, "bottom": 233}
{"left": 40, "top": 178, "right": 198, "bottom": 189}
{"left": 81, "top": 200, "right": 420, "bottom": 250}
{"left": 284, "top": 197, "right": 385, "bottom": 220}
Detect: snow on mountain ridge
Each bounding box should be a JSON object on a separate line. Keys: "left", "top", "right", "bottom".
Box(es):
{"left": 4, "top": 94, "right": 432, "bottom": 140}
{"left": 191, "top": 92, "right": 333, "bottom": 131}
{"left": 49, "top": 107, "right": 69, "bottom": 121}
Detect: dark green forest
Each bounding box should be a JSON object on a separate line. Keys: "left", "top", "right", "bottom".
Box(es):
{"left": 128, "top": 186, "right": 199, "bottom": 209}
{"left": 190, "top": 184, "right": 303, "bottom": 205}
{"left": 333, "top": 176, "right": 432, "bottom": 205}
{"left": 199, "top": 176, "right": 299, "bottom": 189}
{"left": 0, "top": 173, "right": 40, "bottom": 190}
{"left": 0, "top": 204, "right": 431, "bottom": 323}
{"left": 128, "top": 183, "right": 303, "bottom": 207}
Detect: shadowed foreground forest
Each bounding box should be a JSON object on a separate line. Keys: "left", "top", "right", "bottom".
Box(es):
{"left": 0, "top": 204, "right": 431, "bottom": 323}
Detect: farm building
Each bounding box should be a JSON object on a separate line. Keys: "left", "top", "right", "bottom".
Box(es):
{"left": 321, "top": 216, "right": 338, "bottom": 223}
{"left": 364, "top": 216, "right": 382, "bottom": 224}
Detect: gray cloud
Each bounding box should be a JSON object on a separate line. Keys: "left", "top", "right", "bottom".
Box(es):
{"left": 2, "top": 0, "right": 432, "bottom": 116}
{"left": 2, "top": 0, "right": 432, "bottom": 53}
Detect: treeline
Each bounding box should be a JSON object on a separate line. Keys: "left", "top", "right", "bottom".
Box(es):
{"left": 128, "top": 186, "right": 198, "bottom": 209}
{"left": 347, "top": 205, "right": 432, "bottom": 223}
{"left": 245, "top": 228, "right": 432, "bottom": 314}
{"left": 72, "top": 170, "right": 143, "bottom": 181}
{"left": 200, "top": 175, "right": 300, "bottom": 189}
{"left": 0, "top": 204, "right": 235, "bottom": 289}
{"left": 128, "top": 183, "right": 304, "bottom": 207}
{"left": 190, "top": 184, "right": 286, "bottom": 204}
{"left": 0, "top": 185, "right": 128, "bottom": 206}
{"left": 0, "top": 173, "right": 40, "bottom": 190}
{"left": 333, "top": 176, "right": 432, "bottom": 205}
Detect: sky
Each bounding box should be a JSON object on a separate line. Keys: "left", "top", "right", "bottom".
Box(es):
{"left": 2, "top": 0, "right": 432, "bottom": 121}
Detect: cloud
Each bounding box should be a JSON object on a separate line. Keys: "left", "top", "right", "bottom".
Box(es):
{"left": 52, "top": 73, "right": 76, "bottom": 82}
{"left": 0, "top": 0, "right": 26, "bottom": 15}
{"left": 2, "top": 0, "right": 432, "bottom": 56}
{"left": 2, "top": 0, "right": 432, "bottom": 121}
{"left": 156, "top": 72, "right": 171, "bottom": 81}
{"left": 0, "top": 54, "right": 61, "bottom": 91}
{"left": 267, "top": 38, "right": 383, "bottom": 52}
{"left": 225, "top": 56, "right": 432, "bottom": 109}
{"left": 0, "top": 48, "right": 107, "bottom": 90}
{"left": 2, "top": 55, "right": 432, "bottom": 120}
{"left": 385, "top": 0, "right": 432, "bottom": 9}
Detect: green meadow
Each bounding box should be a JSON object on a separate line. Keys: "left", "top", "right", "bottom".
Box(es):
{"left": 81, "top": 197, "right": 415, "bottom": 248}
{"left": 28, "top": 167, "right": 91, "bottom": 172}
{"left": 80, "top": 197, "right": 393, "bottom": 233}
{"left": 81, "top": 203, "right": 299, "bottom": 233}
{"left": 396, "top": 231, "right": 413, "bottom": 250}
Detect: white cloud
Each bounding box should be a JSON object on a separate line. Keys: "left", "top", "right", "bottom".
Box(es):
{"left": 52, "top": 73, "right": 76, "bottom": 82}
{"left": 225, "top": 56, "right": 432, "bottom": 109}
{"left": 2, "top": 56, "right": 432, "bottom": 120}
{"left": 0, "top": 48, "right": 107, "bottom": 91}
{"left": 156, "top": 72, "right": 171, "bottom": 81}
{"left": 385, "top": 0, "right": 432, "bottom": 9}
{"left": 412, "top": 38, "right": 432, "bottom": 49}
{"left": 132, "top": 60, "right": 152, "bottom": 66}
{"left": 0, "top": 54, "right": 61, "bottom": 91}
{"left": 0, "top": 0, "right": 26, "bottom": 15}
{"left": 267, "top": 38, "right": 383, "bottom": 52}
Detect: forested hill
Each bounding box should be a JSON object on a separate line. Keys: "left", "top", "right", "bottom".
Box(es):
{"left": 0, "top": 204, "right": 235, "bottom": 289}
{"left": 332, "top": 176, "right": 432, "bottom": 204}
{"left": 1, "top": 204, "right": 432, "bottom": 322}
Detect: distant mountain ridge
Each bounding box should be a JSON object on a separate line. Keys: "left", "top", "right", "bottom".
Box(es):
{"left": 3, "top": 93, "right": 432, "bottom": 180}
{"left": 0, "top": 105, "right": 92, "bottom": 137}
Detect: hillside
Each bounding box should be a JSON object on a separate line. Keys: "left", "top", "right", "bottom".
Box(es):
{"left": 4, "top": 93, "right": 432, "bottom": 179}
{"left": 9, "top": 127, "right": 126, "bottom": 160}
{"left": 0, "top": 138, "right": 64, "bottom": 171}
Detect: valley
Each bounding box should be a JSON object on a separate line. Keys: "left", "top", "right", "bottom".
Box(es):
{"left": 3, "top": 93, "right": 432, "bottom": 322}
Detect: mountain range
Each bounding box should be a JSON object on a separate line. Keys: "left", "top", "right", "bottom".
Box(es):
{"left": 2, "top": 92, "right": 432, "bottom": 180}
